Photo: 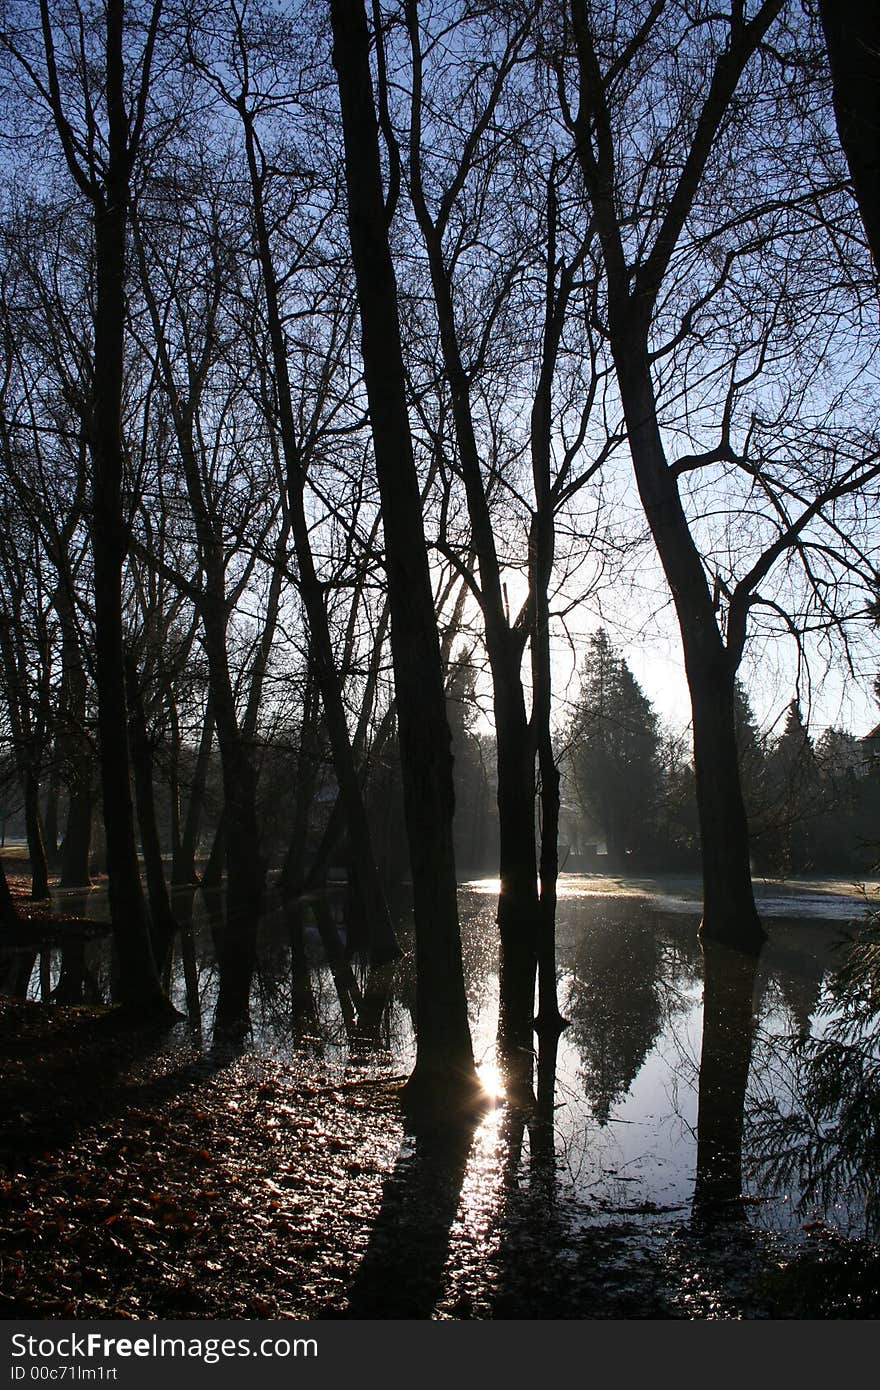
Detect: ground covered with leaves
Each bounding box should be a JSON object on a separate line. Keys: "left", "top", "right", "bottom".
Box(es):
{"left": 2, "top": 997, "right": 879, "bottom": 1320}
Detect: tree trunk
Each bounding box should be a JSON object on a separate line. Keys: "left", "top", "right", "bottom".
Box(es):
{"left": 0, "top": 855, "right": 18, "bottom": 927}
{"left": 200, "top": 602, "right": 263, "bottom": 1034}
{"left": 818, "top": 0, "right": 880, "bottom": 277}
{"left": 693, "top": 939, "right": 761, "bottom": 1221}
{"left": 174, "top": 694, "right": 213, "bottom": 887}
{"left": 613, "top": 340, "right": 765, "bottom": 953}
{"left": 60, "top": 782, "right": 92, "bottom": 889}
{"left": 495, "top": 710, "right": 539, "bottom": 1063}
{"left": 241, "top": 108, "right": 399, "bottom": 965}
{"left": 126, "top": 658, "right": 178, "bottom": 974}
{"left": 43, "top": 767, "right": 61, "bottom": 871}
{"left": 277, "top": 670, "right": 320, "bottom": 899}
{"left": 0, "top": 614, "right": 50, "bottom": 901}
{"left": 535, "top": 734, "right": 565, "bottom": 1031}
{"left": 56, "top": 591, "right": 92, "bottom": 889}
{"left": 200, "top": 812, "right": 226, "bottom": 894}
{"left": 90, "top": 195, "right": 167, "bottom": 1015}
{"left": 329, "top": 0, "right": 481, "bottom": 1112}
{"left": 23, "top": 769, "right": 50, "bottom": 901}
{"left": 688, "top": 657, "right": 765, "bottom": 949}
{"left": 403, "top": 2, "right": 539, "bottom": 1058}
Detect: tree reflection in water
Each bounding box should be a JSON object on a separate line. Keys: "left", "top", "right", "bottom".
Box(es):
{"left": 693, "top": 940, "right": 761, "bottom": 1222}
{"left": 746, "top": 909, "right": 880, "bottom": 1235}
{"left": 5, "top": 877, "right": 878, "bottom": 1269}
{"left": 562, "top": 901, "right": 668, "bottom": 1124}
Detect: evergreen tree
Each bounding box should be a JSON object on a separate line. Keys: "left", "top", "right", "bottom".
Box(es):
{"left": 762, "top": 701, "right": 821, "bottom": 875}
{"left": 565, "top": 631, "right": 660, "bottom": 871}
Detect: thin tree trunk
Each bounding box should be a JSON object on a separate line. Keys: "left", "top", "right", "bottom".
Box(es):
{"left": 23, "top": 769, "right": 50, "bottom": 901}
{"left": 174, "top": 693, "right": 213, "bottom": 887}
{"left": 126, "top": 657, "right": 178, "bottom": 974}
{"left": 278, "top": 669, "right": 320, "bottom": 899}
{"left": 241, "top": 107, "right": 398, "bottom": 965}
{"left": 329, "top": 0, "right": 481, "bottom": 1111}
{"left": 200, "top": 604, "right": 263, "bottom": 1033}
{"left": 56, "top": 592, "right": 92, "bottom": 889}
{"left": 43, "top": 766, "right": 60, "bottom": 871}
{"left": 403, "top": 0, "right": 539, "bottom": 1059}
{"left": 0, "top": 613, "right": 51, "bottom": 901}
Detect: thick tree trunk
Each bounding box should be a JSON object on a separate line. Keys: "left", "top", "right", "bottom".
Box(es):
{"left": 818, "top": 0, "right": 880, "bottom": 277}
{"left": 693, "top": 939, "right": 761, "bottom": 1221}
{"left": 0, "top": 855, "right": 18, "bottom": 927}
{"left": 329, "top": 0, "right": 481, "bottom": 1111}
{"left": 60, "top": 783, "right": 92, "bottom": 889}
{"left": 613, "top": 340, "right": 765, "bottom": 953}
{"left": 91, "top": 198, "right": 167, "bottom": 1015}
{"left": 688, "top": 657, "right": 764, "bottom": 949}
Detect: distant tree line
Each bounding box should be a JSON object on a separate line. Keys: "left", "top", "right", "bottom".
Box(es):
{"left": 561, "top": 629, "right": 880, "bottom": 878}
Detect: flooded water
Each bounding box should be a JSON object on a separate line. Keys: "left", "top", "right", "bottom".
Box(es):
{"left": 9, "top": 873, "right": 878, "bottom": 1256}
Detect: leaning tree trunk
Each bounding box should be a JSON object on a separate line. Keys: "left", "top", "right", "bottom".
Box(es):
{"left": 613, "top": 339, "right": 765, "bottom": 954}
{"left": 329, "top": 0, "right": 480, "bottom": 1111}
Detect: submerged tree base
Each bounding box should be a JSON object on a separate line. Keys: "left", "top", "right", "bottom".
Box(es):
{"left": 400, "top": 1063, "right": 491, "bottom": 1127}
{"left": 697, "top": 912, "right": 767, "bottom": 955}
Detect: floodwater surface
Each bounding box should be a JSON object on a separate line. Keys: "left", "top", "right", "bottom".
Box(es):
{"left": 3, "top": 873, "right": 879, "bottom": 1317}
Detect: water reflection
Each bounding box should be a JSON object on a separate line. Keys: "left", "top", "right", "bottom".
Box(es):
{"left": 563, "top": 902, "right": 668, "bottom": 1124}
{"left": 2, "top": 875, "right": 875, "bottom": 1247}
{"left": 693, "top": 941, "right": 760, "bottom": 1222}
{"left": 745, "top": 910, "right": 880, "bottom": 1236}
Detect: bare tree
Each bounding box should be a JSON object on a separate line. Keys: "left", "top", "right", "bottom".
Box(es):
{"left": 2, "top": 0, "right": 170, "bottom": 1010}
{"left": 555, "top": 0, "right": 880, "bottom": 949}
{"left": 329, "top": 0, "right": 481, "bottom": 1111}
